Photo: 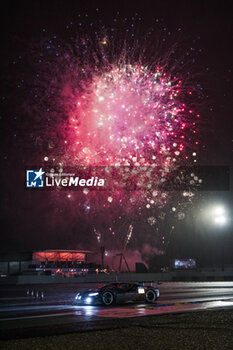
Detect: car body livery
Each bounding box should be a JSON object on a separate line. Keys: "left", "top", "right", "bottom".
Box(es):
{"left": 75, "top": 281, "right": 159, "bottom": 306}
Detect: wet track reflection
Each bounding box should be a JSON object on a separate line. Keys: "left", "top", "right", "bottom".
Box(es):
{"left": 1, "top": 282, "right": 233, "bottom": 339}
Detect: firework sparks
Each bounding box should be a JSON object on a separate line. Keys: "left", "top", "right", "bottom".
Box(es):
{"left": 69, "top": 64, "right": 193, "bottom": 169}
{"left": 21, "top": 14, "right": 202, "bottom": 250}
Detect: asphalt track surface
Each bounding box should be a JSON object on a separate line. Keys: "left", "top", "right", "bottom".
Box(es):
{"left": 1, "top": 282, "right": 233, "bottom": 340}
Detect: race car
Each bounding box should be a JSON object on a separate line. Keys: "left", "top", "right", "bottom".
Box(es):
{"left": 75, "top": 281, "right": 159, "bottom": 306}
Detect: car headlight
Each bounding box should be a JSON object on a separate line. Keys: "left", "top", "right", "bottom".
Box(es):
{"left": 88, "top": 292, "right": 99, "bottom": 296}
{"left": 75, "top": 293, "right": 82, "bottom": 300}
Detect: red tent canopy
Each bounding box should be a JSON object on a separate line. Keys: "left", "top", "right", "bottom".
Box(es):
{"left": 32, "top": 250, "right": 91, "bottom": 262}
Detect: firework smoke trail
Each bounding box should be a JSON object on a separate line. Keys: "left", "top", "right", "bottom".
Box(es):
{"left": 24, "top": 14, "right": 202, "bottom": 251}
{"left": 123, "top": 225, "right": 133, "bottom": 252}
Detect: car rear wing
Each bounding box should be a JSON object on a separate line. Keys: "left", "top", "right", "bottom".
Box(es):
{"left": 138, "top": 281, "right": 162, "bottom": 286}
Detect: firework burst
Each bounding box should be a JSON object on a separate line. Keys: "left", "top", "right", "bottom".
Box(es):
{"left": 22, "top": 14, "right": 202, "bottom": 250}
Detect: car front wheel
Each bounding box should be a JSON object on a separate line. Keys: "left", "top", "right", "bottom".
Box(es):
{"left": 145, "top": 289, "right": 157, "bottom": 303}
{"left": 101, "top": 291, "right": 115, "bottom": 306}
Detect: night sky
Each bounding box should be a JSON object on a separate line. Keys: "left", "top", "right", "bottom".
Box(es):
{"left": 1, "top": 0, "right": 233, "bottom": 267}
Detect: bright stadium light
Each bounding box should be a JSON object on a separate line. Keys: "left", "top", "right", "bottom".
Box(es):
{"left": 214, "top": 216, "right": 227, "bottom": 225}
{"left": 213, "top": 206, "right": 225, "bottom": 216}
{"left": 212, "top": 205, "right": 227, "bottom": 226}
